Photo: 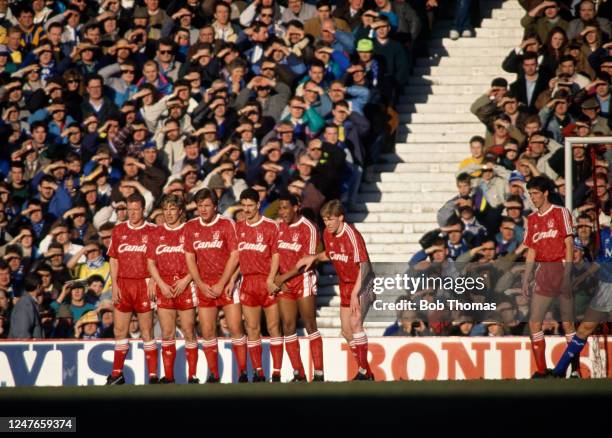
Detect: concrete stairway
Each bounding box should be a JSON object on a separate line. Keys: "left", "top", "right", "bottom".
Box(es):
{"left": 313, "top": 0, "right": 524, "bottom": 337}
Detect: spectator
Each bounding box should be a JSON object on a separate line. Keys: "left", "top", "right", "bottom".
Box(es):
{"left": 510, "top": 52, "right": 551, "bottom": 112}
{"left": 520, "top": 1, "right": 568, "bottom": 44}
{"left": 8, "top": 272, "right": 43, "bottom": 338}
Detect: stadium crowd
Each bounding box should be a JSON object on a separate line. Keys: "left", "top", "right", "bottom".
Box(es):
{"left": 384, "top": 0, "right": 612, "bottom": 338}
{"left": 0, "top": 0, "right": 462, "bottom": 340}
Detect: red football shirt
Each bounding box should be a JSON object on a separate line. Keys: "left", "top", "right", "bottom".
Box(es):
{"left": 323, "top": 222, "right": 369, "bottom": 285}
{"left": 146, "top": 223, "right": 188, "bottom": 279}
{"left": 107, "top": 221, "right": 156, "bottom": 279}
{"left": 276, "top": 216, "right": 319, "bottom": 289}
{"left": 524, "top": 204, "right": 573, "bottom": 262}
{"left": 184, "top": 214, "right": 238, "bottom": 284}
{"left": 235, "top": 216, "right": 279, "bottom": 276}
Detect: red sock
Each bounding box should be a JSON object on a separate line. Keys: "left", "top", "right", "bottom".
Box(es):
{"left": 232, "top": 336, "right": 247, "bottom": 373}
{"left": 202, "top": 338, "right": 219, "bottom": 378}
{"left": 161, "top": 340, "right": 176, "bottom": 381}
{"left": 308, "top": 331, "right": 324, "bottom": 373}
{"left": 247, "top": 338, "right": 263, "bottom": 371}
{"left": 349, "top": 340, "right": 359, "bottom": 366}
{"left": 284, "top": 334, "right": 304, "bottom": 376}
{"left": 185, "top": 341, "right": 198, "bottom": 379}
{"left": 143, "top": 341, "right": 158, "bottom": 377}
{"left": 112, "top": 339, "right": 129, "bottom": 377}
{"left": 269, "top": 337, "right": 284, "bottom": 375}
{"left": 353, "top": 332, "right": 371, "bottom": 374}
{"left": 531, "top": 331, "right": 547, "bottom": 374}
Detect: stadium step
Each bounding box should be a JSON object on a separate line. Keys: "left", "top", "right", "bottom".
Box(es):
{"left": 316, "top": 0, "right": 523, "bottom": 330}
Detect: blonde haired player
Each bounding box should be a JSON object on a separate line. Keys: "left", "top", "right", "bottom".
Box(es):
{"left": 297, "top": 199, "right": 375, "bottom": 380}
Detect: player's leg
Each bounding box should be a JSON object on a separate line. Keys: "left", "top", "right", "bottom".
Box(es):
{"left": 559, "top": 292, "right": 579, "bottom": 376}
{"left": 224, "top": 303, "right": 248, "bottom": 381}
{"left": 279, "top": 296, "right": 305, "bottom": 380}
{"left": 339, "top": 306, "right": 359, "bottom": 378}
{"left": 348, "top": 299, "right": 373, "bottom": 379}
{"left": 137, "top": 310, "right": 159, "bottom": 382}
{"left": 158, "top": 307, "right": 177, "bottom": 383}
{"left": 242, "top": 304, "right": 265, "bottom": 380}
{"left": 108, "top": 309, "right": 131, "bottom": 384}
{"left": 297, "top": 295, "right": 324, "bottom": 380}
{"left": 178, "top": 307, "right": 198, "bottom": 383}
{"left": 528, "top": 292, "right": 554, "bottom": 377}
{"left": 553, "top": 306, "right": 607, "bottom": 377}
{"left": 198, "top": 306, "right": 220, "bottom": 382}
{"left": 263, "top": 302, "right": 283, "bottom": 381}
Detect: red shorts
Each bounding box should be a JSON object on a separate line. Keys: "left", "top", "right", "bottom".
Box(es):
{"left": 198, "top": 280, "right": 240, "bottom": 308}
{"left": 278, "top": 271, "right": 317, "bottom": 301}
{"left": 339, "top": 282, "right": 355, "bottom": 308}
{"left": 156, "top": 276, "right": 198, "bottom": 310}
{"left": 115, "top": 277, "right": 152, "bottom": 314}
{"left": 534, "top": 262, "right": 565, "bottom": 297}
{"left": 239, "top": 274, "right": 277, "bottom": 308}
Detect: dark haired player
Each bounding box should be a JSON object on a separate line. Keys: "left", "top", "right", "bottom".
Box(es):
{"left": 236, "top": 188, "right": 283, "bottom": 382}
{"left": 298, "top": 199, "right": 375, "bottom": 380}
{"left": 147, "top": 195, "right": 199, "bottom": 384}
{"left": 184, "top": 188, "right": 248, "bottom": 383}
{"left": 521, "top": 176, "right": 575, "bottom": 378}
{"left": 106, "top": 193, "right": 159, "bottom": 384}
{"left": 272, "top": 193, "right": 324, "bottom": 382}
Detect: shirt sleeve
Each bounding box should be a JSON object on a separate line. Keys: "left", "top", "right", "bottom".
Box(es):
{"left": 106, "top": 226, "right": 119, "bottom": 258}
{"left": 270, "top": 222, "right": 279, "bottom": 255}
{"left": 146, "top": 231, "right": 158, "bottom": 260}
{"left": 226, "top": 219, "right": 238, "bottom": 252}
{"left": 183, "top": 222, "right": 195, "bottom": 254}
{"left": 522, "top": 215, "right": 534, "bottom": 249}
{"left": 559, "top": 207, "right": 574, "bottom": 239}
{"left": 350, "top": 226, "right": 369, "bottom": 263}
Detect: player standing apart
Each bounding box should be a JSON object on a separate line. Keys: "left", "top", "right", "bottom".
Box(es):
{"left": 106, "top": 193, "right": 158, "bottom": 384}
{"left": 298, "top": 200, "right": 375, "bottom": 381}
{"left": 521, "top": 176, "right": 576, "bottom": 378}
{"left": 146, "top": 195, "right": 199, "bottom": 384}
{"left": 553, "top": 225, "right": 612, "bottom": 377}
{"left": 185, "top": 189, "right": 248, "bottom": 383}
{"left": 236, "top": 188, "right": 284, "bottom": 382}
{"left": 272, "top": 194, "right": 325, "bottom": 382}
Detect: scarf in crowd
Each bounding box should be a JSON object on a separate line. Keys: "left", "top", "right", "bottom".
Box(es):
{"left": 86, "top": 256, "right": 105, "bottom": 269}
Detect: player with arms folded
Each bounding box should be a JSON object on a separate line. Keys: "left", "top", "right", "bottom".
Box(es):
{"left": 297, "top": 200, "right": 375, "bottom": 381}
{"left": 184, "top": 188, "right": 248, "bottom": 383}
{"left": 235, "top": 188, "right": 284, "bottom": 382}
{"left": 106, "top": 193, "right": 159, "bottom": 385}
{"left": 553, "top": 223, "right": 612, "bottom": 377}
{"left": 521, "top": 176, "right": 576, "bottom": 378}
{"left": 146, "top": 195, "right": 199, "bottom": 384}
{"left": 271, "top": 193, "right": 325, "bottom": 382}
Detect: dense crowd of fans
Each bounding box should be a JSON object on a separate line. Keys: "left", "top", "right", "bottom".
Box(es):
{"left": 0, "top": 0, "right": 455, "bottom": 339}
{"left": 383, "top": 0, "right": 612, "bottom": 337}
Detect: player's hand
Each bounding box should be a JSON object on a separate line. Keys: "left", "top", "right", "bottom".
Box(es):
{"left": 224, "top": 278, "right": 235, "bottom": 298}
{"left": 350, "top": 293, "right": 360, "bottom": 315}
{"left": 296, "top": 255, "right": 315, "bottom": 272}
{"left": 211, "top": 282, "right": 224, "bottom": 298}
{"left": 148, "top": 280, "right": 158, "bottom": 300}
{"left": 521, "top": 280, "right": 530, "bottom": 298}
{"left": 172, "top": 278, "right": 189, "bottom": 297}
{"left": 267, "top": 279, "right": 279, "bottom": 296}
{"left": 199, "top": 281, "right": 216, "bottom": 299}
{"left": 112, "top": 285, "right": 122, "bottom": 305}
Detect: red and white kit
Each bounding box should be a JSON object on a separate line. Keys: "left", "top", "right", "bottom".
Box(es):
{"left": 323, "top": 223, "right": 369, "bottom": 307}
{"left": 147, "top": 223, "right": 197, "bottom": 310}
{"left": 107, "top": 221, "right": 157, "bottom": 313}
{"left": 524, "top": 204, "right": 573, "bottom": 297}
{"left": 276, "top": 216, "right": 319, "bottom": 300}
{"left": 184, "top": 214, "right": 239, "bottom": 307}
{"left": 235, "top": 216, "right": 279, "bottom": 307}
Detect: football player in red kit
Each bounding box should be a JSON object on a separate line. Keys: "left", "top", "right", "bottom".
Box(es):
{"left": 106, "top": 193, "right": 159, "bottom": 384}
{"left": 146, "top": 195, "right": 199, "bottom": 384}
{"left": 521, "top": 176, "right": 575, "bottom": 378}
{"left": 297, "top": 200, "right": 375, "bottom": 381}
{"left": 272, "top": 193, "right": 325, "bottom": 382}
{"left": 235, "top": 188, "right": 283, "bottom": 382}
{"left": 184, "top": 188, "right": 248, "bottom": 383}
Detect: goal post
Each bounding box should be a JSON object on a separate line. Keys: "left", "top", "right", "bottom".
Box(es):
{"left": 563, "top": 136, "right": 612, "bottom": 212}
